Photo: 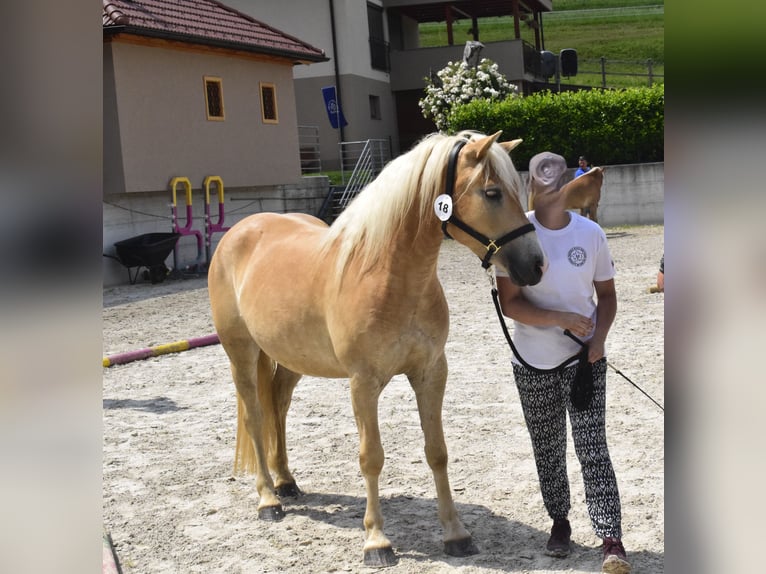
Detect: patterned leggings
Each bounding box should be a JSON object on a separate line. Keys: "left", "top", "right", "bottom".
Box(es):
{"left": 512, "top": 358, "right": 622, "bottom": 539}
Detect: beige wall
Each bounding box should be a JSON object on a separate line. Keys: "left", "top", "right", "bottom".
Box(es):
{"left": 104, "top": 40, "right": 303, "bottom": 194}
{"left": 294, "top": 74, "right": 399, "bottom": 171}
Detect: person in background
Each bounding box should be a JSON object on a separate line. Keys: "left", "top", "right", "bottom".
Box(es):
{"left": 575, "top": 155, "right": 591, "bottom": 177}
{"left": 656, "top": 254, "right": 664, "bottom": 292}
{"left": 496, "top": 151, "right": 630, "bottom": 574}
{"left": 649, "top": 253, "right": 664, "bottom": 293}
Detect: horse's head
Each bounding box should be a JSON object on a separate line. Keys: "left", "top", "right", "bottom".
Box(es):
{"left": 447, "top": 131, "right": 546, "bottom": 286}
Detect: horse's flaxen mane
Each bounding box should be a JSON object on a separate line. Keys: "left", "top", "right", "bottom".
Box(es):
{"left": 321, "top": 131, "right": 521, "bottom": 275}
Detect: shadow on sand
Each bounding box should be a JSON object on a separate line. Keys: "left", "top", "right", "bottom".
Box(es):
{"left": 276, "top": 490, "right": 663, "bottom": 572}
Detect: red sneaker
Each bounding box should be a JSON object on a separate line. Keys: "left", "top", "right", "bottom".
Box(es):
{"left": 601, "top": 537, "right": 631, "bottom": 573}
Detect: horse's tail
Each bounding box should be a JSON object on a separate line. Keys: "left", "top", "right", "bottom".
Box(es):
{"left": 233, "top": 352, "right": 278, "bottom": 474}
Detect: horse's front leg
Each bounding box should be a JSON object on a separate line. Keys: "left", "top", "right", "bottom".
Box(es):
{"left": 349, "top": 374, "right": 397, "bottom": 567}
{"left": 409, "top": 354, "right": 478, "bottom": 557}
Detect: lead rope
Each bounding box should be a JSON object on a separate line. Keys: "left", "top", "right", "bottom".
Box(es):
{"left": 563, "top": 328, "right": 665, "bottom": 413}
{"left": 487, "top": 268, "right": 665, "bottom": 413}
{"left": 486, "top": 268, "right": 593, "bottom": 410}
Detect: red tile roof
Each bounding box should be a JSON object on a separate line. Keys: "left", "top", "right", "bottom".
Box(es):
{"left": 103, "top": 0, "right": 327, "bottom": 63}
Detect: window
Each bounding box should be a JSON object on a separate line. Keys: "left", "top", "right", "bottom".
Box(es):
{"left": 260, "top": 82, "right": 278, "bottom": 124}
{"left": 369, "top": 95, "right": 381, "bottom": 120}
{"left": 367, "top": 3, "right": 389, "bottom": 72}
{"left": 203, "top": 76, "right": 225, "bottom": 121}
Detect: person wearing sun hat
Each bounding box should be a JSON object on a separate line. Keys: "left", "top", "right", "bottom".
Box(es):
{"left": 495, "top": 151, "right": 630, "bottom": 574}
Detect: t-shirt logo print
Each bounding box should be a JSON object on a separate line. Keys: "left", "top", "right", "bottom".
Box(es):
{"left": 568, "top": 246, "right": 587, "bottom": 267}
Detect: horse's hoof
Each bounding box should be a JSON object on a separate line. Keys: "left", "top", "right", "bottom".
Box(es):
{"left": 276, "top": 482, "right": 303, "bottom": 498}
{"left": 363, "top": 546, "right": 398, "bottom": 567}
{"left": 444, "top": 537, "right": 479, "bottom": 557}
{"left": 258, "top": 505, "right": 285, "bottom": 521}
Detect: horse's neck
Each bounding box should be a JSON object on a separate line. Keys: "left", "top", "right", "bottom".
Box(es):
{"left": 384, "top": 210, "right": 444, "bottom": 279}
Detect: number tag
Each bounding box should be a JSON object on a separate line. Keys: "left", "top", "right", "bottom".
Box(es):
{"left": 433, "top": 194, "right": 453, "bottom": 221}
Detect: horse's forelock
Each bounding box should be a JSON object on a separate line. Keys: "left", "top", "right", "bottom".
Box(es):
{"left": 488, "top": 144, "right": 522, "bottom": 198}
{"left": 459, "top": 139, "right": 522, "bottom": 200}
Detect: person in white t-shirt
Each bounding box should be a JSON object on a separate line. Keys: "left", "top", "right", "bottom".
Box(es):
{"left": 496, "top": 151, "right": 630, "bottom": 574}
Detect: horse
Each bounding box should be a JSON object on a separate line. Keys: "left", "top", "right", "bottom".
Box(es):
{"left": 528, "top": 165, "right": 605, "bottom": 223}
{"left": 207, "top": 130, "right": 546, "bottom": 567}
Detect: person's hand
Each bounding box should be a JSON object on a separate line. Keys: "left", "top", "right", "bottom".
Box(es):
{"left": 557, "top": 312, "right": 593, "bottom": 338}
{"left": 587, "top": 338, "right": 606, "bottom": 363}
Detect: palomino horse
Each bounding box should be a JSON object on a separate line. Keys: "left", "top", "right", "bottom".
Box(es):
{"left": 528, "top": 165, "right": 605, "bottom": 223}
{"left": 208, "top": 131, "right": 546, "bottom": 567}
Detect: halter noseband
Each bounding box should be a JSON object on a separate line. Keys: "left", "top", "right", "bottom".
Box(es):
{"left": 441, "top": 139, "right": 536, "bottom": 269}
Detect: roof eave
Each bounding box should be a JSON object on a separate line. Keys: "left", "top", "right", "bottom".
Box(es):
{"left": 103, "top": 26, "right": 328, "bottom": 64}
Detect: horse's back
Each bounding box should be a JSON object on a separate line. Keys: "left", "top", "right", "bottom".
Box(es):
{"left": 565, "top": 167, "right": 603, "bottom": 208}
{"left": 211, "top": 212, "right": 328, "bottom": 272}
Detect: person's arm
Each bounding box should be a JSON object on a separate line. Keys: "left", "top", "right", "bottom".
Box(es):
{"left": 496, "top": 276, "right": 594, "bottom": 338}
{"left": 588, "top": 278, "right": 617, "bottom": 362}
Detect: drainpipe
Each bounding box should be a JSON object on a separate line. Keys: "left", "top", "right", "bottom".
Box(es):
{"left": 328, "top": 0, "right": 345, "bottom": 142}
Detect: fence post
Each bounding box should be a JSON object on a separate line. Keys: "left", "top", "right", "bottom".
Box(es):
{"left": 647, "top": 59, "right": 654, "bottom": 87}
{"left": 600, "top": 57, "right": 607, "bottom": 88}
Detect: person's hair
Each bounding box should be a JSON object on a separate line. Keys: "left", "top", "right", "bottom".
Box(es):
{"left": 578, "top": 155, "right": 587, "bottom": 162}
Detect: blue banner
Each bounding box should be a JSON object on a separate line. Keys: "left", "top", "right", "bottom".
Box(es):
{"left": 321, "top": 86, "right": 347, "bottom": 129}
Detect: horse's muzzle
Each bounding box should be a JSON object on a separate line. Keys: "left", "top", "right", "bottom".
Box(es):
{"left": 500, "top": 251, "right": 546, "bottom": 286}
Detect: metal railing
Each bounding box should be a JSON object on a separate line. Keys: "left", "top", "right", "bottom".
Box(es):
{"left": 298, "top": 125, "right": 322, "bottom": 175}
{"left": 337, "top": 139, "right": 391, "bottom": 208}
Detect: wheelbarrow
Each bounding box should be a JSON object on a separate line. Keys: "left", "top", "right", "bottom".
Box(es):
{"left": 104, "top": 232, "right": 181, "bottom": 284}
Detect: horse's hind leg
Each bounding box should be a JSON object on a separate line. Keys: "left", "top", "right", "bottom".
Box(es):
{"left": 261, "top": 363, "right": 303, "bottom": 498}
{"left": 409, "top": 354, "right": 478, "bottom": 557}
{"left": 229, "top": 348, "right": 285, "bottom": 520}
{"left": 581, "top": 205, "right": 598, "bottom": 223}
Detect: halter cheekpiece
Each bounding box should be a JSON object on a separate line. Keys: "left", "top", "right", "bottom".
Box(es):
{"left": 441, "top": 138, "right": 536, "bottom": 269}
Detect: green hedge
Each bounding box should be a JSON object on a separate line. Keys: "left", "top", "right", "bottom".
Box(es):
{"left": 448, "top": 84, "right": 664, "bottom": 170}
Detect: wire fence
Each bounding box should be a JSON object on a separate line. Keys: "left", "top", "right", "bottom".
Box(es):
{"left": 576, "top": 57, "right": 663, "bottom": 88}
{"left": 545, "top": 5, "right": 664, "bottom": 21}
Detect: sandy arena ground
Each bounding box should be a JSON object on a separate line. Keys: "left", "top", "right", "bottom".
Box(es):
{"left": 103, "top": 224, "right": 664, "bottom": 574}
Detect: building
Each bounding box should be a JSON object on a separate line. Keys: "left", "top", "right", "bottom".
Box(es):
{"left": 224, "top": 0, "right": 555, "bottom": 166}
{"left": 102, "top": 0, "right": 328, "bottom": 285}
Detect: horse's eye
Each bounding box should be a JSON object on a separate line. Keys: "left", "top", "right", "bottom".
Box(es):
{"left": 484, "top": 187, "right": 501, "bottom": 200}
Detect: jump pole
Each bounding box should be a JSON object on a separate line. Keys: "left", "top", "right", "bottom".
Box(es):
{"left": 103, "top": 334, "right": 220, "bottom": 367}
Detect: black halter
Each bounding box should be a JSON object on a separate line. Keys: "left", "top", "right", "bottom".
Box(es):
{"left": 441, "top": 139, "right": 536, "bottom": 269}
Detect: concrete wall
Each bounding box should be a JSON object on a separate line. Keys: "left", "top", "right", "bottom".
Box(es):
{"left": 103, "top": 176, "right": 329, "bottom": 286}
{"left": 103, "top": 162, "right": 663, "bottom": 286}
{"left": 390, "top": 39, "right": 531, "bottom": 91}
{"left": 520, "top": 162, "right": 664, "bottom": 228}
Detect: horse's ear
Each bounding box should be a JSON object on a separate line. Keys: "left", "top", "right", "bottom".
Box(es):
{"left": 500, "top": 138, "right": 522, "bottom": 153}
{"left": 474, "top": 131, "right": 503, "bottom": 160}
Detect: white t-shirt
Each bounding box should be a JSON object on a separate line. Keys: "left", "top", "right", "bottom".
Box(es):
{"left": 496, "top": 211, "right": 615, "bottom": 369}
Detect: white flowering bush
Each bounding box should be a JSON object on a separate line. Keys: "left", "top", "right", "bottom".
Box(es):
{"left": 419, "top": 58, "right": 518, "bottom": 131}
